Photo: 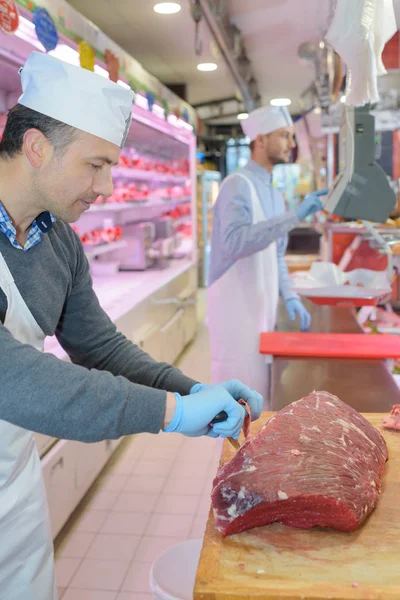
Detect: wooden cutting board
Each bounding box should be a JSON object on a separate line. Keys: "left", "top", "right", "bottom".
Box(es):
{"left": 194, "top": 412, "right": 400, "bottom": 600}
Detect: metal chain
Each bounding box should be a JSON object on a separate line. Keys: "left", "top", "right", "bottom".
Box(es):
{"left": 324, "top": 0, "right": 338, "bottom": 37}
{"left": 191, "top": 0, "right": 203, "bottom": 56}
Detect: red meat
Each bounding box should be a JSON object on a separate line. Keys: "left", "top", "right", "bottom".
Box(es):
{"left": 383, "top": 404, "right": 400, "bottom": 431}
{"left": 212, "top": 391, "right": 388, "bottom": 536}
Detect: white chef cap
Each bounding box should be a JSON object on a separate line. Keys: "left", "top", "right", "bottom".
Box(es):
{"left": 241, "top": 106, "right": 293, "bottom": 141}
{"left": 18, "top": 52, "right": 134, "bottom": 148}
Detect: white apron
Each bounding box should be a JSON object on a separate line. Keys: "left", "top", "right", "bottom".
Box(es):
{"left": 0, "top": 251, "right": 57, "bottom": 600}
{"left": 207, "top": 174, "right": 279, "bottom": 402}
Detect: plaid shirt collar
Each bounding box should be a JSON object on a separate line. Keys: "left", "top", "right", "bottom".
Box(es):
{"left": 0, "top": 202, "right": 56, "bottom": 252}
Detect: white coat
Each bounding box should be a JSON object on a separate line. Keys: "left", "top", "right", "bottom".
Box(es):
{"left": 207, "top": 173, "right": 278, "bottom": 401}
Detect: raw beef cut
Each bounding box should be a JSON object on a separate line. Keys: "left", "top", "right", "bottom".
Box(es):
{"left": 383, "top": 404, "right": 400, "bottom": 431}
{"left": 212, "top": 391, "right": 388, "bottom": 536}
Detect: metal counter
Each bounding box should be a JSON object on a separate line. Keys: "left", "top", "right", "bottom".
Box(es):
{"left": 272, "top": 300, "right": 400, "bottom": 413}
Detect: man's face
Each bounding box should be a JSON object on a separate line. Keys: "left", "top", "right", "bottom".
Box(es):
{"left": 32, "top": 131, "right": 121, "bottom": 223}
{"left": 263, "top": 126, "right": 296, "bottom": 166}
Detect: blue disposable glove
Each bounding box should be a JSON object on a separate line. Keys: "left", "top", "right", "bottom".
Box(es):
{"left": 163, "top": 386, "right": 245, "bottom": 439}
{"left": 296, "top": 190, "right": 328, "bottom": 221}
{"left": 190, "top": 381, "right": 263, "bottom": 421}
{"left": 286, "top": 298, "right": 311, "bottom": 332}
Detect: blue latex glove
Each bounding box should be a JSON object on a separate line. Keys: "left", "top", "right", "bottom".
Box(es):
{"left": 163, "top": 386, "right": 245, "bottom": 438}
{"left": 296, "top": 189, "right": 328, "bottom": 221}
{"left": 286, "top": 298, "right": 311, "bottom": 332}
{"left": 190, "top": 381, "right": 263, "bottom": 421}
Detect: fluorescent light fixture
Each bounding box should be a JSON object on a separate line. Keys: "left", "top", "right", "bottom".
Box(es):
{"left": 118, "top": 80, "right": 131, "bottom": 90}
{"left": 167, "top": 113, "right": 193, "bottom": 131}
{"left": 153, "top": 104, "right": 165, "bottom": 118}
{"left": 197, "top": 62, "right": 218, "bottom": 72}
{"left": 15, "top": 16, "right": 45, "bottom": 51}
{"left": 135, "top": 93, "right": 149, "bottom": 110}
{"left": 270, "top": 98, "right": 291, "bottom": 107}
{"left": 94, "top": 64, "right": 109, "bottom": 78}
{"left": 48, "top": 44, "right": 110, "bottom": 79}
{"left": 180, "top": 120, "right": 193, "bottom": 131}
{"left": 153, "top": 2, "right": 181, "bottom": 14}
{"left": 168, "top": 114, "right": 178, "bottom": 125}
{"left": 237, "top": 113, "right": 248, "bottom": 120}
{"left": 48, "top": 44, "right": 80, "bottom": 66}
{"left": 15, "top": 18, "right": 110, "bottom": 78}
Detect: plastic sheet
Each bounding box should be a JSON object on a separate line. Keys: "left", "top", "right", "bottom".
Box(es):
{"left": 325, "top": 0, "right": 397, "bottom": 106}
{"left": 291, "top": 261, "right": 391, "bottom": 300}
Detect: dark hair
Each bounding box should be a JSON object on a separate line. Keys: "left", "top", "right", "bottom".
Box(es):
{"left": 249, "top": 140, "right": 255, "bottom": 152}
{"left": 0, "top": 104, "right": 77, "bottom": 159}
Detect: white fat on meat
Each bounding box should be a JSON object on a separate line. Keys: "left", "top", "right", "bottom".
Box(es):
{"left": 278, "top": 490, "right": 289, "bottom": 500}
{"left": 335, "top": 418, "right": 378, "bottom": 449}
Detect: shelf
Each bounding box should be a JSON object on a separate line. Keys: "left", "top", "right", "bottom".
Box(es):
{"left": 112, "top": 167, "right": 190, "bottom": 185}
{"left": 89, "top": 196, "right": 192, "bottom": 213}
{"left": 84, "top": 240, "right": 127, "bottom": 259}
{"left": 174, "top": 216, "right": 192, "bottom": 227}
{"left": 323, "top": 223, "right": 400, "bottom": 235}
{"left": 76, "top": 197, "right": 193, "bottom": 234}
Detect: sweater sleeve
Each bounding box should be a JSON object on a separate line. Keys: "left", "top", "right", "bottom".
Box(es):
{"left": 0, "top": 320, "right": 168, "bottom": 442}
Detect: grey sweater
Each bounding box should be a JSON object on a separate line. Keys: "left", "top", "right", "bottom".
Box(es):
{"left": 0, "top": 221, "right": 197, "bottom": 442}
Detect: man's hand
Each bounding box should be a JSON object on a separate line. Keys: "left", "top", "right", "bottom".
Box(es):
{"left": 286, "top": 298, "right": 311, "bottom": 332}
{"left": 190, "top": 381, "right": 263, "bottom": 421}
{"left": 163, "top": 386, "right": 245, "bottom": 439}
{"left": 296, "top": 190, "right": 328, "bottom": 221}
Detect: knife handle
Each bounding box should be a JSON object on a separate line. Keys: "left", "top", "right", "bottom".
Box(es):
{"left": 210, "top": 410, "right": 228, "bottom": 426}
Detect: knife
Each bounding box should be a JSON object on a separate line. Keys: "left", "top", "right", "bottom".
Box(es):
{"left": 210, "top": 410, "right": 241, "bottom": 451}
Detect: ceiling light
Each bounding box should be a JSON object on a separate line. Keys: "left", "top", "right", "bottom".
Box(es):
{"left": 237, "top": 113, "right": 248, "bottom": 120}
{"left": 314, "top": 106, "right": 321, "bottom": 114}
{"left": 340, "top": 95, "right": 347, "bottom": 103}
{"left": 197, "top": 62, "right": 218, "bottom": 72}
{"left": 135, "top": 94, "right": 149, "bottom": 110}
{"left": 270, "top": 98, "right": 291, "bottom": 107}
{"left": 153, "top": 2, "right": 181, "bottom": 14}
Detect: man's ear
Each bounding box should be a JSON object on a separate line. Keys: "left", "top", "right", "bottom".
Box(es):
{"left": 23, "top": 128, "right": 52, "bottom": 168}
{"left": 254, "top": 133, "right": 264, "bottom": 150}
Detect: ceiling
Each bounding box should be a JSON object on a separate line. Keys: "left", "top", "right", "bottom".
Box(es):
{"left": 3, "top": 0, "right": 400, "bottom": 121}
{"left": 65, "top": 0, "right": 336, "bottom": 113}
{"left": 66, "top": 0, "right": 234, "bottom": 106}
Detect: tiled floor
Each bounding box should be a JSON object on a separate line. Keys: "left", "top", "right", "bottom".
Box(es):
{"left": 55, "top": 293, "right": 219, "bottom": 599}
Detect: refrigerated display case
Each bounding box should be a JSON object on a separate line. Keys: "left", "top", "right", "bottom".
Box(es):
{"left": 197, "top": 170, "right": 221, "bottom": 287}
{"left": 0, "top": 6, "right": 198, "bottom": 539}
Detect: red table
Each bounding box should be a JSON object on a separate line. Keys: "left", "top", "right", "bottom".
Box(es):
{"left": 259, "top": 332, "right": 400, "bottom": 359}
{"left": 259, "top": 331, "right": 400, "bottom": 410}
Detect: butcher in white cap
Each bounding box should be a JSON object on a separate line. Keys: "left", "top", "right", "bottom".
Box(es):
{"left": 208, "top": 105, "right": 327, "bottom": 401}
{"left": 0, "top": 52, "right": 262, "bottom": 598}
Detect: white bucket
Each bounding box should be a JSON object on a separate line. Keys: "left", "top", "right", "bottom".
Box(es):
{"left": 149, "top": 538, "right": 203, "bottom": 600}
